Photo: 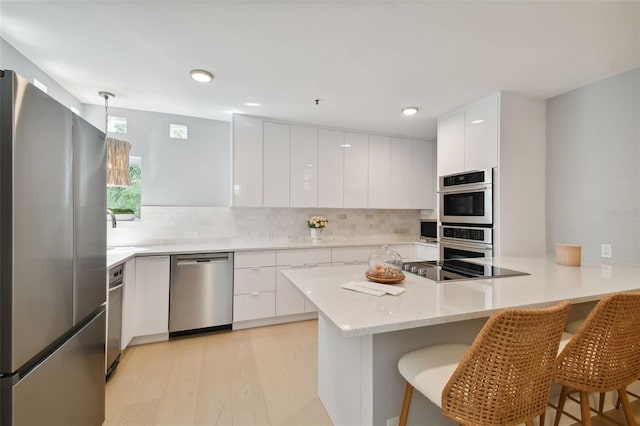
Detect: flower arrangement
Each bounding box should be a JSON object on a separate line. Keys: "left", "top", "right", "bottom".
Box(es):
{"left": 307, "top": 215, "right": 328, "bottom": 228}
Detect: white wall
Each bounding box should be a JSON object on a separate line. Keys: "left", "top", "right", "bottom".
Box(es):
{"left": 83, "top": 105, "right": 231, "bottom": 207}
{"left": 546, "top": 68, "right": 640, "bottom": 263}
{"left": 0, "top": 37, "right": 84, "bottom": 113}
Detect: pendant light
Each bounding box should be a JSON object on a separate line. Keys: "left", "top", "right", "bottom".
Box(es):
{"left": 100, "top": 91, "right": 132, "bottom": 187}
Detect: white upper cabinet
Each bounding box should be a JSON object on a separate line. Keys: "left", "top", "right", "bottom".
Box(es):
{"left": 390, "top": 137, "right": 412, "bottom": 208}
{"left": 437, "top": 110, "right": 465, "bottom": 177}
{"left": 368, "top": 135, "right": 391, "bottom": 209}
{"left": 343, "top": 132, "right": 369, "bottom": 208}
{"left": 318, "top": 128, "right": 344, "bottom": 208}
{"left": 464, "top": 93, "right": 499, "bottom": 172}
{"left": 437, "top": 93, "right": 499, "bottom": 178}
{"left": 233, "top": 115, "right": 263, "bottom": 206}
{"left": 411, "top": 140, "right": 435, "bottom": 209}
{"left": 232, "top": 114, "right": 436, "bottom": 210}
{"left": 290, "top": 125, "right": 318, "bottom": 207}
{"left": 263, "top": 122, "right": 290, "bottom": 207}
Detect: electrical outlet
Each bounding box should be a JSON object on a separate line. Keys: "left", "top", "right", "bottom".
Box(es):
{"left": 386, "top": 416, "right": 400, "bottom": 426}
{"left": 601, "top": 243, "right": 612, "bottom": 258}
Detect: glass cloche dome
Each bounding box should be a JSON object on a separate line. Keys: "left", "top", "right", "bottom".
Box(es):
{"left": 366, "top": 245, "right": 404, "bottom": 282}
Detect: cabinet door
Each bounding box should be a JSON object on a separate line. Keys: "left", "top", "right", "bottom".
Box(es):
{"left": 390, "top": 138, "right": 412, "bottom": 208}
{"left": 263, "top": 122, "right": 290, "bottom": 207}
{"left": 343, "top": 132, "right": 369, "bottom": 208}
{"left": 233, "top": 115, "right": 263, "bottom": 206}
{"left": 437, "top": 110, "right": 465, "bottom": 177}
{"left": 411, "top": 140, "right": 435, "bottom": 209}
{"left": 464, "top": 93, "right": 498, "bottom": 172}
{"left": 121, "top": 259, "right": 136, "bottom": 350}
{"left": 275, "top": 266, "right": 305, "bottom": 316}
{"left": 388, "top": 244, "right": 415, "bottom": 261}
{"left": 290, "top": 125, "right": 318, "bottom": 207}
{"left": 318, "top": 128, "right": 344, "bottom": 208}
{"left": 368, "top": 135, "right": 391, "bottom": 209}
{"left": 415, "top": 244, "right": 438, "bottom": 261}
{"left": 134, "top": 256, "right": 170, "bottom": 337}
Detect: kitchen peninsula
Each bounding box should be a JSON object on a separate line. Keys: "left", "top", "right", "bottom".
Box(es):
{"left": 281, "top": 257, "right": 640, "bottom": 426}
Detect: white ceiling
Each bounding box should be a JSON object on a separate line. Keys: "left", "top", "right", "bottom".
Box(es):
{"left": 1, "top": 1, "right": 638, "bottom": 139}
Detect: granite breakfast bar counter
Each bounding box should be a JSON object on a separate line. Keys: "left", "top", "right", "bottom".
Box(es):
{"left": 281, "top": 256, "right": 640, "bottom": 426}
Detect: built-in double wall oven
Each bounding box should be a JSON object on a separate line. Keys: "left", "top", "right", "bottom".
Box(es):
{"left": 438, "top": 169, "right": 494, "bottom": 260}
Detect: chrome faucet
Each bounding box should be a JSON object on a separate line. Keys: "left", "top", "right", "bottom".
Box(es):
{"left": 106, "top": 209, "right": 117, "bottom": 228}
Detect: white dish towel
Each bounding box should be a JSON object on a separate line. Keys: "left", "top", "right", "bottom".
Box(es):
{"left": 341, "top": 281, "right": 405, "bottom": 297}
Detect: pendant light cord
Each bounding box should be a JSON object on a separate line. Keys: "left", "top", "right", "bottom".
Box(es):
{"left": 98, "top": 91, "right": 115, "bottom": 134}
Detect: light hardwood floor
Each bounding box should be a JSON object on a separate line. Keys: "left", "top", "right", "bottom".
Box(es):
{"left": 104, "top": 320, "right": 332, "bottom": 426}
{"left": 105, "top": 319, "right": 640, "bottom": 426}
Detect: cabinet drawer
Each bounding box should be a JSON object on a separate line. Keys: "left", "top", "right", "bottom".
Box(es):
{"left": 233, "top": 292, "right": 275, "bottom": 322}
{"left": 234, "top": 250, "right": 276, "bottom": 269}
{"left": 276, "top": 248, "right": 331, "bottom": 266}
{"left": 234, "top": 267, "right": 276, "bottom": 295}
{"left": 331, "top": 246, "right": 378, "bottom": 264}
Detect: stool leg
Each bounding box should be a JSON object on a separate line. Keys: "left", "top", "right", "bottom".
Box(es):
{"left": 399, "top": 382, "right": 413, "bottom": 426}
{"left": 539, "top": 411, "right": 545, "bottom": 426}
{"left": 598, "top": 392, "right": 605, "bottom": 414}
{"left": 525, "top": 419, "right": 534, "bottom": 426}
{"left": 617, "top": 387, "right": 637, "bottom": 426}
{"left": 580, "top": 391, "right": 592, "bottom": 426}
{"left": 554, "top": 386, "right": 569, "bottom": 426}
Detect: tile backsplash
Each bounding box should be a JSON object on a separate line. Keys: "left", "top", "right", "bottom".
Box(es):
{"left": 107, "top": 206, "right": 422, "bottom": 247}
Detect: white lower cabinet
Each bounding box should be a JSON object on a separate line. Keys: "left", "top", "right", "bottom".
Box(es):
{"left": 276, "top": 265, "right": 305, "bottom": 316}
{"left": 276, "top": 248, "right": 331, "bottom": 316}
{"left": 415, "top": 244, "right": 438, "bottom": 261}
{"left": 133, "top": 256, "right": 170, "bottom": 338}
{"left": 233, "top": 251, "right": 276, "bottom": 322}
{"left": 121, "top": 258, "right": 136, "bottom": 350}
{"left": 387, "top": 244, "right": 415, "bottom": 262}
{"left": 331, "top": 245, "right": 378, "bottom": 266}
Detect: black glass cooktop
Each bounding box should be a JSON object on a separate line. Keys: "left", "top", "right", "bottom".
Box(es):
{"left": 402, "top": 259, "right": 529, "bottom": 282}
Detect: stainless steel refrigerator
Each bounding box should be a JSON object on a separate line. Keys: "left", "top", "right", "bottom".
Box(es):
{"left": 0, "top": 70, "right": 107, "bottom": 425}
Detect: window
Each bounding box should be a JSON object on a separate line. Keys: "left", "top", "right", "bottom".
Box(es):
{"left": 33, "top": 78, "right": 48, "bottom": 93}
{"left": 107, "top": 116, "right": 128, "bottom": 134}
{"left": 106, "top": 156, "right": 142, "bottom": 218}
{"left": 170, "top": 123, "right": 188, "bottom": 139}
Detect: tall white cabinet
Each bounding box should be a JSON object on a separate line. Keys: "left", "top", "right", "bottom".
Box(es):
{"left": 290, "top": 125, "right": 318, "bottom": 208}
{"left": 390, "top": 138, "right": 413, "bottom": 207}
{"left": 436, "top": 92, "right": 546, "bottom": 256}
{"left": 263, "top": 122, "right": 290, "bottom": 207}
{"left": 318, "top": 129, "right": 344, "bottom": 208}
{"left": 343, "top": 132, "right": 369, "bottom": 208}
{"left": 437, "top": 93, "right": 499, "bottom": 177}
{"left": 233, "top": 115, "right": 263, "bottom": 206}
{"left": 368, "top": 135, "right": 392, "bottom": 209}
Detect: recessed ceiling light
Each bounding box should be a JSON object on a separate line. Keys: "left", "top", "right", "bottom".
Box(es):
{"left": 401, "top": 106, "right": 418, "bottom": 116}
{"left": 245, "top": 102, "right": 262, "bottom": 107}
{"left": 190, "top": 69, "right": 213, "bottom": 83}
{"left": 471, "top": 119, "right": 485, "bottom": 124}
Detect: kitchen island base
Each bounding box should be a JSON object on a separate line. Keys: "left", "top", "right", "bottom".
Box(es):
{"left": 317, "top": 301, "right": 636, "bottom": 426}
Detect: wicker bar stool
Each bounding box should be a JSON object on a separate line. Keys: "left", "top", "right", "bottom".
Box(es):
{"left": 553, "top": 292, "right": 640, "bottom": 426}
{"left": 397, "top": 301, "right": 570, "bottom": 426}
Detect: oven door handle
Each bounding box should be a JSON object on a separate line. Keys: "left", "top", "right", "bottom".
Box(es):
{"left": 440, "top": 237, "right": 492, "bottom": 249}
{"left": 440, "top": 238, "right": 492, "bottom": 250}
{"left": 439, "top": 184, "right": 492, "bottom": 195}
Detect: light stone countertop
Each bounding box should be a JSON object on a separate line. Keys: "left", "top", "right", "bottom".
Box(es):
{"left": 281, "top": 256, "right": 640, "bottom": 338}
{"left": 106, "top": 238, "right": 436, "bottom": 268}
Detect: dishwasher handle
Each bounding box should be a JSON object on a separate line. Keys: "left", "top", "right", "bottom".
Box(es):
{"left": 174, "top": 253, "right": 231, "bottom": 265}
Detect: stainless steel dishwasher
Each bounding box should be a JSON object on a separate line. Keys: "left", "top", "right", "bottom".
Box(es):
{"left": 169, "top": 253, "right": 233, "bottom": 336}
